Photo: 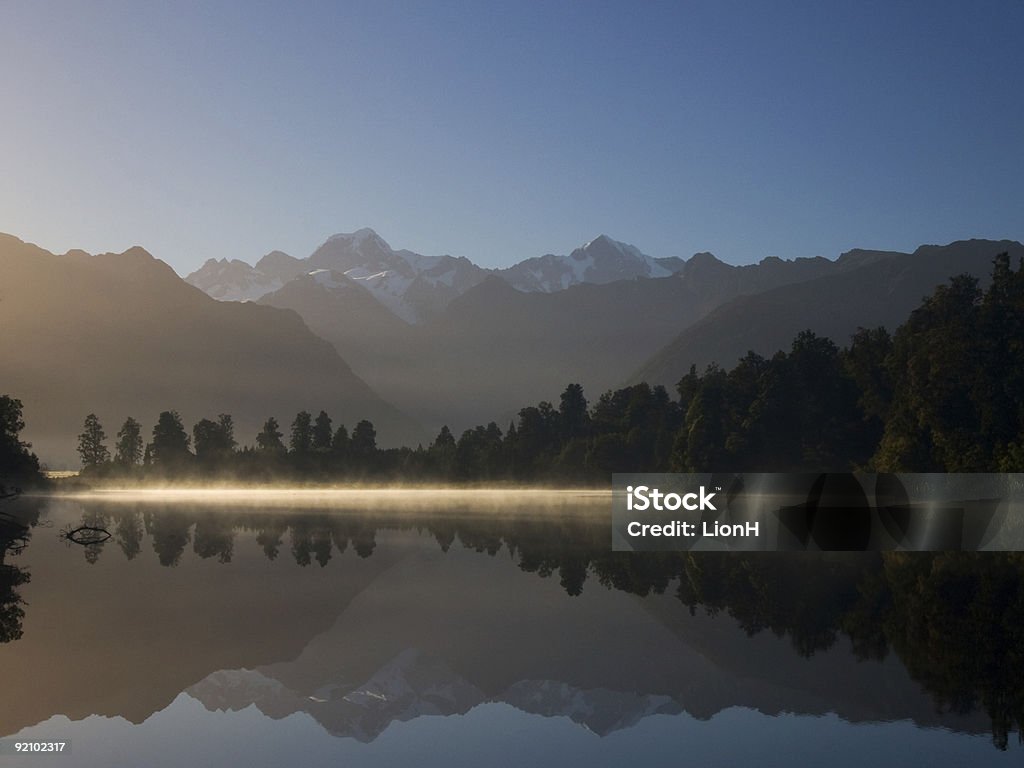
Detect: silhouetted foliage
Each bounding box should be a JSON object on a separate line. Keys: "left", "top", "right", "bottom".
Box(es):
{"left": 290, "top": 411, "right": 313, "bottom": 454}
{"left": 0, "top": 494, "right": 39, "bottom": 644}
{"left": 76, "top": 252, "right": 1024, "bottom": 484}
{"left": 77, "top": 414, "right": 110, "bottom": 470}
{"left": 0, "top": 396, "right": 40, "bottom": 487}
{"left": 193, "top": 415, "right": 236, "bottom": 470}
{"left": 429, "top": 426, "right": 457, "bottom": 480}
{"left": 150, "top": 411, "right": 191, "bottom": 470}
{"left": 256, "top": 417, "right": 285, "bottom": 454}
{"left": 875, "top": 254, "right": 1024, "bottom": 471}
{"left": 351, "top": 420, "right": 377, "bottom": 455}
{"left": 115, "top": 417, "right": 144, "bottom": 467}
{"left": 312, "top": 411, "right": 333, "bottom": 452}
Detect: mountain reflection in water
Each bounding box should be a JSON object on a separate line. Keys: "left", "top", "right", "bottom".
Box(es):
{"left": 0, "top": 491, "right": 1021, "bottom": 765}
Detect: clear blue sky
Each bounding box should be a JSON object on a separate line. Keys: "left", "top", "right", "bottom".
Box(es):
{"left": 1, "top": 0, "right": 1021, "bottom": 274}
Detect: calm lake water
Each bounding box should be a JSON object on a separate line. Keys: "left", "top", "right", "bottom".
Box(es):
{"left": 0, "top": 490, "right": 1021, "bottom": 766}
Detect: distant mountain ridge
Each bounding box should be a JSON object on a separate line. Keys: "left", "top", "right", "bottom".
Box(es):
{"left": 256, "top": 244, "right": 850, "bottom": 434}
{"left": 0, "top": 233, "right": 422, "bottom": 465}
{"left": 187, "top": 228, "right": 494, "bottom": 324}
{"left": 256, "top": 236, "right": 1020, "bottom": 436}
{"left": 190, "top": 250, "right": 307, "bottom": 302}
{"left": 185, "top": 229, "right": 697, "bottom": 323}
{"left": 5, "top": 226, "right": 1018, "bottom": 461}
{"left": 632, "top": 239, "right": 1024, "bottom": 389}
{"left": 494, "top": 234, "right": 676, "bottom": 292}
{"left": 184, "top": 228, "right": 935, "bottom": 331}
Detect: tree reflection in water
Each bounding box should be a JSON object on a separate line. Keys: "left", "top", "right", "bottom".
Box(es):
{"left": 14, "top": 500, "right": 1024, "bottom": 749}
{"left": 0, "top": 496, "right": 37, "bottom": 644}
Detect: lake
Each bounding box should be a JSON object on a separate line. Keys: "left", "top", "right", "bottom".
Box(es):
{"left": 0, "top": 490, "right": 1021, "bottom": 766}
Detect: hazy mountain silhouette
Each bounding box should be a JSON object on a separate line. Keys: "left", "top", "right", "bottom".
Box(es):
{"left": 187, "top": 250, "right": 307, "bottom": 302}
{"left": 633, "top": 239, "right": 1024, "bottom": 388}
{"left": 259, "top": 249, "right": 849, "bottom": 433}
{"left": 9, "top": 227, "right": 1017, "bottom": 459}
{"left": 0, "top": 234, "right": 421, "bottom": 465}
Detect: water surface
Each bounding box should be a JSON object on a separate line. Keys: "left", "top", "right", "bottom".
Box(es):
{"left": 0, "top": 491, "right": 1021, "bottom": 766}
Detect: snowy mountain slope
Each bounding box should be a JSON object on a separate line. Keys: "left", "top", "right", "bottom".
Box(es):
{"left": 185, "top": 230, "right": 696, "bottom": 322}
{"left": 185, "top": 250, "right": 305, "bottom": 301}
{"left": 495, "top": 234, "right": 676, "bottom": 292}
{"left": 186, "top": 228, "right": 491, "bottom": 323}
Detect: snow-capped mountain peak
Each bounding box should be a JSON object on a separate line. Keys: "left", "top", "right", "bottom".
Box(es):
{"left": 310, "top": 229, "right": 399, "bottom": 274}
{"left": 497, "top": 234, "right": 675, "bottom": 293}
{"left": 184, "top": 229, "right": 685, "bottom": 320}
{"left": 327, "top": 226, "right": 380, "bottom": 245}
{"left": 185, "top": 252, "right": 305, "bottom": 302}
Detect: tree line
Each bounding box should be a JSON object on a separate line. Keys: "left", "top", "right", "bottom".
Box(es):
{"left": 67, "top": 252, "right": 1024, "bottom": 482}
{"left": 72, "top": 379, "right": 681, "bottom": 483}
{"left": 670, "top": 251, "right": 1024, "bottom": 473}
{"left": 2, "top": 251, "right": 1020, "bottom": 484}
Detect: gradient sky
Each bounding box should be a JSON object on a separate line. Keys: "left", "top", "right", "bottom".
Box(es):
{"left": 1, "top": 0, "right": 1021, "bottom": 275}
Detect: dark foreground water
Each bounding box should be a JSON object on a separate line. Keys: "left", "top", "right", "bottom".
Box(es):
{"left": 1, "top": 490, "right": 1022, "bottom": 767}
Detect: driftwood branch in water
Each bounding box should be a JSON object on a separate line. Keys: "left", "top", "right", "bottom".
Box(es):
{"left": 61, "top": 525, "right": 112, "bottom": 546}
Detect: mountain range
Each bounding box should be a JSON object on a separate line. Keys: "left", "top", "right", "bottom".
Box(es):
{"left": 199, "top": 231, "right": 1020, "bottom": 438}
{"left": 185, "top": 230, "right": 683, "bottom": 321}
{"left": 0, "top": 234, "right": 421, "bottom": 465}
{"left": 633, "top": 239, "right": 1024, "bottom": 387}
{"left": 213, "top": 230, "right": 839, "bottom": 432}
{"left": 3, "top": 227, "right": 1020, "bottom": 465}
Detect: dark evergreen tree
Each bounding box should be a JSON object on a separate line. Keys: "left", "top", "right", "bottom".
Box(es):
{"left": 193, "top": 416, "right": 236, "bottom": 466}
{"left": 217, "top": 414, "right": 237, "bottom": 452}
{"left": 456, "top": 423, "right": 504, "bottom": 480}
{"left": 312, "top": 411, "right": 333, "bottom": 451}
{"left": 0, "top": 396, "right": 39, "bottom": 490}
{"left": 150, "top": 411, "right": 191, "bottom": 468}
{"left": 513, "top": 403, "right": 559, "bottom": 478}
{"left": 331, "top": 424, "right": 350, "bottom": 471}
{"left": 875, "top": 274, "right": 984, "bottom": 470}
{"left": 290, "top": 411, "right": 313, "bottom": 454}
{"left": 351, "top": 420, "right": 377, "bottom": 455}
{"left": 256, "top": 417, "right": 285, "bottom": 453}
{"left": 429, "top": 425, "right": 457, "bottom": 478}
{"left": 587, "top": 383, "right": 680, "bottom": 474}
{"left": 558, "top": 383, "right": 590, "bottom": 440}
{"left": 77, "top": 413, "right": 110, "bottom": 469}
{"left": 790, "top": 331, "right": 865, "bottom": 469}
{"left": 843, "top": 327, "right": 893, "bottom": 424}
{"left": 114, "top": 417, "right": 144, "bottom": 467}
